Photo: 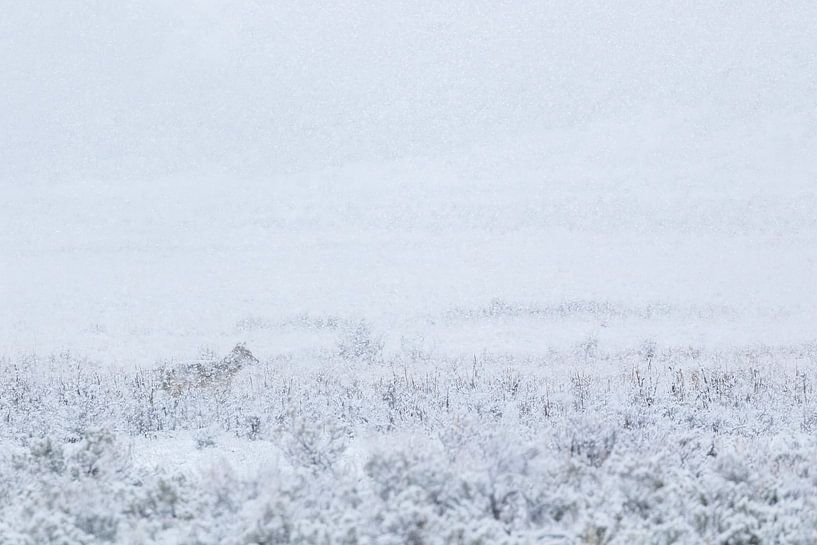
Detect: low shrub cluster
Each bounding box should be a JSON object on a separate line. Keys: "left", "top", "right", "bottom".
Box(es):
{"left": 1, "top": 342, "right": 816, "bottom": 543}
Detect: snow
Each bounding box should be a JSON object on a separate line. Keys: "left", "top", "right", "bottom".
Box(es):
{"left": 2, "top": 1, "right": 817, "bottom": 543}
{"left": 4, "top": 147, "right": 816, "bottom": 364}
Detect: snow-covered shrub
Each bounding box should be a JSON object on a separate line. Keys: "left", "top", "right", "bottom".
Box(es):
{"left": 195, "top": 426, "right": 219, "bottom": 449}
{"left": 336, "top": 321, "right": 384, "bottom": 364}
{"left": 1, "top": 344, "right": 817, "bottom": 543}
{"left": 279, "top": 412, "right": 349, "bottom": 474}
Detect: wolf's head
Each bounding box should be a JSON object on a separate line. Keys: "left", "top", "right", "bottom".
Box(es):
{"left": 220, "top": 343, "right": 259, "bottom": 373}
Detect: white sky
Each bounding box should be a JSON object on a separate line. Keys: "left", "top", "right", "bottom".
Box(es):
{"left": 2, "top": 1, "right": 815, "bottom": 181}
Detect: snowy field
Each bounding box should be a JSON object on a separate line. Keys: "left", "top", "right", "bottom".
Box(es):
{"left": 3, "top": 2, "right": 817, "bottom": 544}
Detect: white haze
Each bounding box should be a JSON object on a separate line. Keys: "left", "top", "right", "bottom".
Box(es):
{"left": 3, "top": 2, "right": 817, "bottom": 364}
{"left": 5, "top": 4, "right": 817, "bottom": 544}
{"left": 2, "top": 1, "right": 815, "bottom": 181}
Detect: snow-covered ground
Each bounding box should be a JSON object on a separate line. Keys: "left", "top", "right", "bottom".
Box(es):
{"left": 5, "top": 117, "right": 817, "bottom": 365}
{"left": 2, "top": 2, "right": 817, "bottom": 544}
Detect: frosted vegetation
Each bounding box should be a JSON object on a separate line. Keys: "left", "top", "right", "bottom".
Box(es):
{"left": 2, "top": 334, "right": 817, "bottom": 544}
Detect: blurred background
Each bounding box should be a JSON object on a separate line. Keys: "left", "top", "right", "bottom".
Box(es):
{"left": 2, "top": 1, "right": 815, "bottom": 183}
{"left": 2, "top": 2, "right": 816, "bottom": 365}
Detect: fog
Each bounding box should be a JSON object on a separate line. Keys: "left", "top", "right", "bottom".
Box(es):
{"left": 3, "top": 2, "right": 817, "bottom": 364}
{"left": 4, "top": 1, "right": 815, "bottom": 182}
{"left": 5, "top": 6, "right": 817, "bottom": 542}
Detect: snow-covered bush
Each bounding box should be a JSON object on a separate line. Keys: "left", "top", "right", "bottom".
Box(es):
{"left": 336, "top": 321, "right": 384, "bottom": 364}
{"left": 2, "top": 343, "right": 817, "bottom": 543}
